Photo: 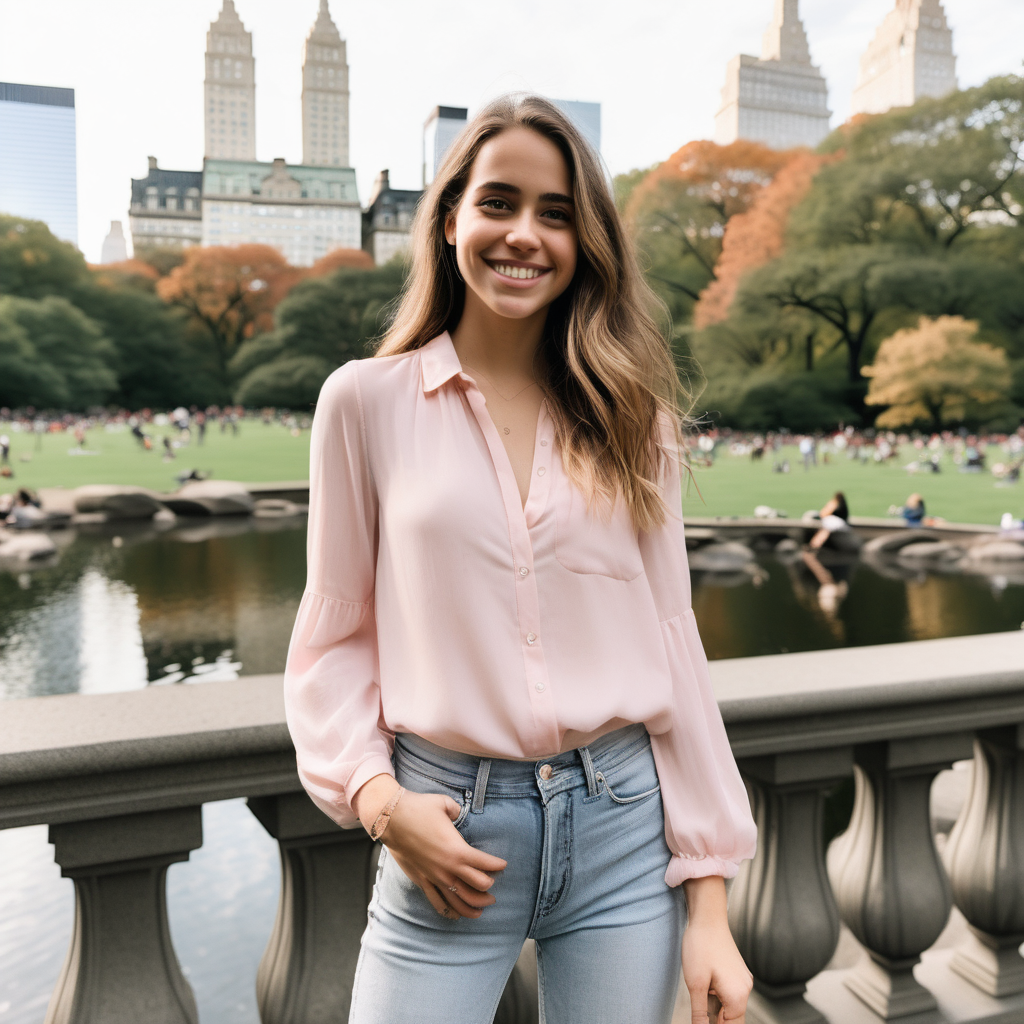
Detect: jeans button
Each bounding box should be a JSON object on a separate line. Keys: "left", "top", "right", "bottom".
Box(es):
{"left": 539, "top": 764, "right": 553, "bottom": 780}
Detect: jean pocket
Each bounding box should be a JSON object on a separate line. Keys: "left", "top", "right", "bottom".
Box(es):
{"left": 595, "top": 769, "right": 661, "bottom": 805}
{"left": 396, "top": 762, "right": 473, "bottom": 830}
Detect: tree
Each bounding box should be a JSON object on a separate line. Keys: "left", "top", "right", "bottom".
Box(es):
{"left": 156, "top": 244, "right": 301, "bottom": 395}
{"left": 0, "top": 214, "right": 88, "bottom": 298}
{"left": 695, "top": 152, "right": 827, "bottom": 328}
{"left": 0, "top": 307, "right": 65, "bottom": 408}
{"left": 624, "top": 140, "right": 798, "bottom": 324}
{"left": 0, "top": 296, "right": 117, "bottom": 409}
{"left": 863, "top": 316, "right": 1012, "bottom": 429}
{"left": 232, "top": 263, "right": 405, "bottom": 408}
{"left": 794, "top": 75, "right": 1024, "bottom": 252}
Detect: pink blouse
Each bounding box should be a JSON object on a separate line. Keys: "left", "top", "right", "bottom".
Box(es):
{"left": 283, "top": 331, "right": 756, "bottom": 885}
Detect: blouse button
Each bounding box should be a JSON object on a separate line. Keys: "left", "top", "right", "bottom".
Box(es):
{"left": 536, "top": 681, "right": 545, "bottom": 692}
{"left": 519, "top": 566, "right": 529, "bottom": 577}
{"left": 537, "top": 467, "right": 546, "bottom": 476}
{"left": 526, "top": 632, "right": 537, "bottom": 645}
{"left": 540, "top": 440, "right": 548, "bottom": 446}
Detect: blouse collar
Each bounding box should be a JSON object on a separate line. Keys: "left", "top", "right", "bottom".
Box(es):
{"left": 419, "top": 332, "right": 464, "bottom": 393}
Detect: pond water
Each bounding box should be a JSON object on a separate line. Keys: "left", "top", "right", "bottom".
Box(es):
{"left": 4, "top": 519, "right": 1024, "bottom": 1023}
{"left": 3, "top": 519, "right": 1024, "bottom": 700}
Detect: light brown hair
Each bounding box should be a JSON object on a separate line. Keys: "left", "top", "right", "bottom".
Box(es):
{"left": 374, "top": 94, "right": 690, "bottom": 531}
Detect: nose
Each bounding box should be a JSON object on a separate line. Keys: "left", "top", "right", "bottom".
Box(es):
{"left": 505, "top": 210, "right": 541, "bottom": 252}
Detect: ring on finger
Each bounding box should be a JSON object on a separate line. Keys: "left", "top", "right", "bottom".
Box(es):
{"left": 448, "top": 885, "right": 459, "bottom": 895}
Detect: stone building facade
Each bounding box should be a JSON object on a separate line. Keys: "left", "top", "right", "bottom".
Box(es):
{"left": 301, "top": 0, "right": 350, "bottom": 167}
{"left": 362, "top": 170, "right": 422, "bottom": 265}
{"left": 201, "top": 157, "right": 361, "bottom": 266}
{"left": 714, "top": 0, "right": 831, "bottom": 151}
{"left": 204, "top": 0, "right": 256, "bottom": 161}
{"left": 851, "top": 0, "right": 957, "bottom": 116}
{"left": 129, "top": 157, "right": 203, "bottom": 251}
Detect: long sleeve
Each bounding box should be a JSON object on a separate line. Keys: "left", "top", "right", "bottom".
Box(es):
{"left": 282, "top": 361, "right": 393, "bottom": 827}
{"left": 638, "top": 416, "right": 757, "bottom": 885}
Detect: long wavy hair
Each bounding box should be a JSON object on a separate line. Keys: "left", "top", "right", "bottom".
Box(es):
{"left": 374, "top": 94, "right": 691, "bottom": 531}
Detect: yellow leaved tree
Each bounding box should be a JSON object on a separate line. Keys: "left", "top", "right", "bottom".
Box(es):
{"left": 863, "top": 316, "right": 1010, "bottom": 430}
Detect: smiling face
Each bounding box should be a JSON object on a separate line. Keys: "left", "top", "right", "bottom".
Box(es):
{"left": 445, "top": 126, "right": 578, "bottom": 325}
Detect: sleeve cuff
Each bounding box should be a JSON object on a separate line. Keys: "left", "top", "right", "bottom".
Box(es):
{"left": 664, "top": 852, "right": 742, "bottom": 887}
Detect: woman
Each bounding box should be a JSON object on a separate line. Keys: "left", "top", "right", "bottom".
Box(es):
{"left": 808, "top": 491, "right": 849, "bottom": 550}
{"left": 284, "top": 95, "right": 756, "bottom": 1024}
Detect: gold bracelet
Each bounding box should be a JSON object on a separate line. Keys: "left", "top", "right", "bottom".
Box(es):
{"left": 368, "top": 785, "right": 405, "bottom": 842}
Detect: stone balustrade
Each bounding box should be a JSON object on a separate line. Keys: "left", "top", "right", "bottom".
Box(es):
{"left": 3, "top": 631, "right": 1024, "bottom": 1024}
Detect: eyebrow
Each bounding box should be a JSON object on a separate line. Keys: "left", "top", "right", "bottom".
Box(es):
{"left": 475, "top": 181, "right": 574, "bottom": 205}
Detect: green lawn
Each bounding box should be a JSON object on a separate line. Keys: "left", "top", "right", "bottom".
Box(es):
{"left": 0, "top": 421, "right": 311, "bottom": 495}
{"left": 2, "top": 425, "right": 1021, "bottom": 526}
{"left": 682, "top": 447, "right": 1022, "bottom": 526}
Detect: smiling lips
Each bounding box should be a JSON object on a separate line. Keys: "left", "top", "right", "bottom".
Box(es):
{"left": 488, "top": 260, "right": 551, "bottom": 281}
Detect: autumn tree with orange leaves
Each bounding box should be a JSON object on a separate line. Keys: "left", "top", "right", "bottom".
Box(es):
{"left": 156, "top": 245, "right": 302, "bottom": 390}
{"left": 623, "top": 140, "right": 798, "bottom": 328}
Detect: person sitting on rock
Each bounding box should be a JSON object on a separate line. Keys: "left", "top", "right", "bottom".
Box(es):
{"left": 808, "top": 492, "right": 850, "bottom": 550}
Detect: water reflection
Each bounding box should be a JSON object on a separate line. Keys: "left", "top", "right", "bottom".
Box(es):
{"left": 2, "top": 519, "right": 1023, "bottom": 700}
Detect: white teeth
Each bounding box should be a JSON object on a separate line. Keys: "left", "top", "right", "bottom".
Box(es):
{"left": 495, "top": 263, "right": 541, "bottom": 280}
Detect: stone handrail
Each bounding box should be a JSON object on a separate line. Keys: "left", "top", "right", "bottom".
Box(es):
{"left": 3, "top": 632, "right": 1024, "bottom": 1023}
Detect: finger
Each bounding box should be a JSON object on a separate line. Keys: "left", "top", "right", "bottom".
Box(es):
{"left": 453, "top": 863, "right": 500, "bottom": 894}
{"left": 435, "top": 881, "right": 483, "bottom": 919}
{"left": 688, "top": 983, "right": 710, "bottom": 1024}
{"left": 443, "top": 873, "right": 496, "bottom": 908}
{"left": 708, "top": 992, "right": 722, "bottom": 1024}
{"left": 464, "top": 846, "right": 508, "bottom": 874}
{"left": 422, "top": 882, "right": 462, "bottom": 920}
{"left": 443, "top": 797, "right": 462, "bottom": 822}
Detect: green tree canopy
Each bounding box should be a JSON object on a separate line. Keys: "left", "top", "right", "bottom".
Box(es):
{"left": 232, "top": 264, "right": 405, "bottom": 408}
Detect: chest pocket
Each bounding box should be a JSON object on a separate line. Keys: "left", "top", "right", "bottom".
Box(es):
{"left": 554, "top": 476, "right": 644, "bottom": 581}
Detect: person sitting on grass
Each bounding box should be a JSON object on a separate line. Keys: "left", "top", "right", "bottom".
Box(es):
{"left": 808, "top": 491, "right": 849, "bottom": 550}
{"left": 893, "top": 493, "right": 926, "bottom": 528}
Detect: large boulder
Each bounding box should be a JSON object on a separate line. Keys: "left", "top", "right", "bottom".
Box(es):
{"left": 161, "top": 480, "right": 255, "bottom": 517}
{"left": 863, "top": 531, "right": 941, "bottom": 556}
{"left": 964, "top": 541, "right": 1024, "bottom": 564}
{"left": 896, "top": 541, "right": 964, "bottom": 564}
{"left": 74, "top": 485, "right": 166, "bottom": 520}
{"left": 688, "top": 542, "right": 756, "bottom": 572}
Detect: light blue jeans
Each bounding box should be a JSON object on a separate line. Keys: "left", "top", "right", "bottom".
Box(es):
{"left": 348, "top": 723, "right": 684, "bottom": 1024}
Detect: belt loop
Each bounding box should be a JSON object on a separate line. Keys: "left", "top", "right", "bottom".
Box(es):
{"left": 472, "top": 758, "right": 491, "bottom": 813}
{"left": 577, "top": 744, "right": 599, "bottom": 798}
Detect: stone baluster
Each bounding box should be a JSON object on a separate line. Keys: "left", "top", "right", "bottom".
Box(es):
{"left": 247, "top": 792, "right": 378, "bottom": 1024}
{"left": 827, "top": 734, "right": 972, "bottom": 1019}
{"left": 45, "top": 806, "right": 203, "bottom": 1024}
{"left": 943, "top": 726, "right": 1024, "bottom": 996}
{"left": 729, "top": 747, "right": 853, "bottom": 1024}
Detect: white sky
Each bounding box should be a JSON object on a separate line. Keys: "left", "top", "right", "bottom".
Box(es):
{"left": 1, "top": 0, "right": 1021, "bottom": 263}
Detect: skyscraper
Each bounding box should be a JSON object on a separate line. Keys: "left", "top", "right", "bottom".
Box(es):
{"left": 551, "top": 100, "right": 601, "bottom": 154}
{"left": 0, "top": 82, "right": 78, "bottom": 246}
{"left": 100, "top": 221, "right": 128, "bottom": 264}
{"left": 204, "top": 0, "right": 256, "bottom": 160}
{"left": 423, "top": 107, "right": 468, "bottom": 187}
{"left": 851, "top": 0, "right": 957, "bottom": 116}
{"left": 302, "top": 0, "right": 350, "bottom": 167}
{"left": 714, "top": 0, "right": 831, "bottom": 150}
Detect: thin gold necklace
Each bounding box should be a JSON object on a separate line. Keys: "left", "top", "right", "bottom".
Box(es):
{"left": 462, "top": 363, "right": 539, "bottom": 403}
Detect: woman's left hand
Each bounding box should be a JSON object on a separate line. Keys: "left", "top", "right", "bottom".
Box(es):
{"left": 682, "top": 876, "right": 753, "bottom": 1023}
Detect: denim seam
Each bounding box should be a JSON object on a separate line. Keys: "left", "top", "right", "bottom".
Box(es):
{"left": 538, "top": 796, "right": 573, "bottom": 918}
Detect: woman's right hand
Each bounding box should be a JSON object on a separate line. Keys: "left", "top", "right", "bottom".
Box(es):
{"left": 352, "top": 774, "right": 507, "bottom": 920}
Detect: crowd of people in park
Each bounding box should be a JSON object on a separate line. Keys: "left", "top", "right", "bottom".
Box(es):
{"left": 690, "top": 425, "right": 1024, "bottom": 482}
{"left": 0, "top": 405, "right": 313, "bottom": 477}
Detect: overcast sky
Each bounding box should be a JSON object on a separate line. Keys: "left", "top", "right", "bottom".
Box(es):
{"left": 1, "top": 0, "right": 1021, "bottom": 263}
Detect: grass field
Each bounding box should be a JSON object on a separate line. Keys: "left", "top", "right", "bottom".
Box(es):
{"left": 0, "top": 421, "right": 312, "bottom": 494}
{"left": 682, "top": 449, "right": 1022, "bottom": 526}
{"left": 1, "top": 424, "right": 1021, "bottom": 525}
